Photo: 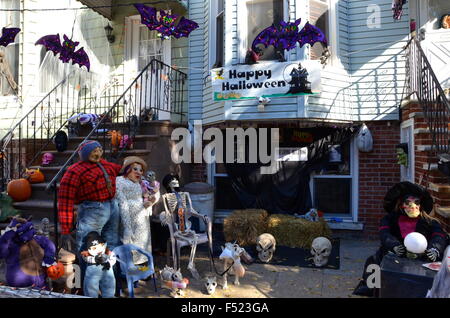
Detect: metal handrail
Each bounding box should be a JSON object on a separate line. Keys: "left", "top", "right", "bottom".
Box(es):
{"left": 45, "top": 59, "right": 187, "bottom": 192}
{"left": 405, "top": 36, "right": 450, "bottom": 155}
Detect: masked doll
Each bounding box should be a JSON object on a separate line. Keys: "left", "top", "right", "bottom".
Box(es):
{"left": 354, "top": 181, "right": 448, "bottom": 297}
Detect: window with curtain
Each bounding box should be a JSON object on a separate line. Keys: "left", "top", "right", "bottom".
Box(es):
{"left": 0, "top": 0, "right": 20, "bottom": 96}
{"left": 309, "top": 0, "right": 329, "bottom": 60}
{"left": 246, "top": 0, "right": 284, "bottom": 61}
{"left": 212, "top": 0, "right": 225, "bottom": 68}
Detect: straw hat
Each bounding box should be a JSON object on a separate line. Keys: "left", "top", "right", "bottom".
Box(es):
{"left": 120, "top": 156, "right": 148, "bottom": 174}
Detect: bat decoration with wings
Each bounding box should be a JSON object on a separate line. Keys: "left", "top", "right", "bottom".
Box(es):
{"left": 134, "top": 3, "right": 199, "bottom": 40}
{"left": 0, "top": 27, "right": 21, "bottom": 47}
{"left": 35, "top": 34, "right": 90, "bottom": 71}
{"left": 246, "top": 19, "right": 328, "bottom": 64}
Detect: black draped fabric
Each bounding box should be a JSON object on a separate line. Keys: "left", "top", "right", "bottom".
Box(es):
{"left": 224, "top": 126, "right": 360, "bottom": 215}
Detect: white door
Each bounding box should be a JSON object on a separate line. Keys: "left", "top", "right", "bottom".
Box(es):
{"left": 126, "top": 16, "right": 172, "bottom": 120}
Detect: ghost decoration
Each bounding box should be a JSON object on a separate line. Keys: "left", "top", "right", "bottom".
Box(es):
{"left": 404, "top": 232, "right": 428, "bottom": 254}
{"left": 204, "top": 275, "right": 218, "bottom": 295}
{"left": 256, "top": 233, "right": 276, "bottom": 263}
{"left": 311, "top": 237, "right": 332, "bottom": 267}
{"left": 357, "top": 123, "right": 373, "bottom": 152}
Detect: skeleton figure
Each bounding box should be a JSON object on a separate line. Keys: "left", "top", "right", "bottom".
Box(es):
{"left": 160, "top": 173, "right": 212, "bottom": 280}
{"left": 256, "top": 233, "right": 276, "bottom": 263}
{"left": 219, "top": 242, "right": 246, "bottom": 289}
{"left": 159, "top": 265, "right": 187, "bottom": 298}
{"left": 204, "top": 274, "right": 218, "bottom": 295}
{"left": 311, "top": 237, "right": 332, "bottom": 267}
{"left": 0, "top": 51, "right": 18, "bottom": 94}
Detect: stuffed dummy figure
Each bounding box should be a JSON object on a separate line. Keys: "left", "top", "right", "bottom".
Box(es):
{"left": 0, "top": 217, "right": 57, "bottom": 288}
{"left": 80, "top": 231, "right": 116, "bottom": 298}
{"left": 115, "top": 156, "right": 160, "bottom": 265}
{"left": 354, "top": 181, "right": 448, "bottom": 297}
{"left": 58, "top": 140, "right": 122, "bottom": 255}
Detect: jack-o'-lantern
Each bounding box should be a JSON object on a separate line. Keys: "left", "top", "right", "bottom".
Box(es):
{"left": 7, "top": 178, "right": 31, "bottom": 202}
{"left": 47, "top": 262, "right": 65, "bottom": 280}
{"left": 25, "top": 168, "right": 45, "bottom": 184}
{"left": 442, "top": 14, "right": 450, "bottom": 29}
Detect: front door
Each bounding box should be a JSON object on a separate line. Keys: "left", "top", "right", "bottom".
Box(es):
{"left": 126, "top": 15, "right": 172, "bottom": 120}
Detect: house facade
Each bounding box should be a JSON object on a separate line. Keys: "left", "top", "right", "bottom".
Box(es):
{"left": 185, "top": 0, "right": 450, "bottom": 237}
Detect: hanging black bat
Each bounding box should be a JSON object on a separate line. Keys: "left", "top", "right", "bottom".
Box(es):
{"left": 35, "top": 34, "right": 90, "bottom": 71}
{"left": 0, "top": 27, "right": 20, "bottom": 47}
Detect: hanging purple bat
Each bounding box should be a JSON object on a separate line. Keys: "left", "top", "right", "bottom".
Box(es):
{"left": 249, "top": 19, "right": 328, "bottom": 62}
{"left": 35, "top": 34, "right": 90, "bottom": 71}
{"left": 0, "top": 27, "right": 20, "bottom": 47}
{"left": 134, "top": 3, "right": 199, "bottom": 40}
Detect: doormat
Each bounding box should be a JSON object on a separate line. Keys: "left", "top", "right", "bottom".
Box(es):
{"left": 198, "top": 226, "right": 340, "bottom": 270}
{"left": 251, "top": 239, "right": 340, "bottom": 270}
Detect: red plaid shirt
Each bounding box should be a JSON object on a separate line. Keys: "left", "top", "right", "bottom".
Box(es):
{"left": 58, "top": 159, "right": 121, "bottom": 235}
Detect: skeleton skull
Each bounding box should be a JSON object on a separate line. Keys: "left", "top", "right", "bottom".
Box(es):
{"left": 204, "top": 276, "right": 217, "bottom": 295}
{"left": 311, "top": 237, "right": 332, "bottom": 267}
{"left": 146, "top": 170, "right": 156, "bottom": 182}
{"left": 256, "top": 233, "right": 276, "bottom": 263}
{"left": 42, "top": 152, "right": 54, "bottom": 165}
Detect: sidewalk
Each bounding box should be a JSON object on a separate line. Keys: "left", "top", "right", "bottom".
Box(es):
{"left": 130, "top": 235, "right": 380, "bottom": 298}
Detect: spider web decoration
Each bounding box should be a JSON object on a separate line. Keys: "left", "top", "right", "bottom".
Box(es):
{"left": 134, "top": 3, "right": 199, "bottom": 40}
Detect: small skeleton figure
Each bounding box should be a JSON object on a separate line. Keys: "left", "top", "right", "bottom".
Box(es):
{"left": 141, "top": 170, "right": 160, "bottom": 204}
{"left": 256, "top": 233, "right": 276, "bottom": 263}
{"left": 311, "top": 237, "right": 332, "bottom": 267}
{"left": 297, "top": 208, "right": 319, "bottom": 222}
{"left": 219, "top": 242, "right": 246, "bottom": 289}
{"left": 160, "top": 173, "right": 212, "bottom": 280}
{"left": 39, "top": 218, "right": 50, "bottom": 238}
{"left": 203, "top": 273, "right": 218, "bottom": 295}
{"left": 160, "top": 265, "right": 188, "bottom": 298}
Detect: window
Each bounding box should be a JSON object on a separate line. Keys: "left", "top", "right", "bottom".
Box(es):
{"left": 210, "top": 0, "right": 225, "bottom": 68}
{"left": 428, "top": 0, "right": 450, "bottom": 30}
{"left": 0, "top": 0, "right": 20, "bottom": 96}
{"left": 309, "top": 0, "right": 330, "bottom": 60}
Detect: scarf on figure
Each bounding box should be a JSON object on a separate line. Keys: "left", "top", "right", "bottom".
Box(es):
{"left": 174, "top": 192, "right": 187, "bottom": 232}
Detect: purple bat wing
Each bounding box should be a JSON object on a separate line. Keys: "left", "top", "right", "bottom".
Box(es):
{"left": 71, "top": 47, "right": 90, "bottom": 71}
{"left": 35, "top": 34, "right": 62, "bottom": 56}
{"left": 134, "top": 3, "right": 159, "bottom": 30}
{"left": 251, "top": 24, "right": 279, "bottom": 51}
{"left": 297, "top": 22, "right": 328, "bottom": 48}
{"left": 172, "top": 16, "right": 199, "bottom": 38}
{"left": 0, "top": 27, "right": 20, "bottom": 47}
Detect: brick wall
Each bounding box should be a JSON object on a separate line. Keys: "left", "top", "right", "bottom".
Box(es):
{"left": 358, "top": 120, "right": 401, "bottom": 238}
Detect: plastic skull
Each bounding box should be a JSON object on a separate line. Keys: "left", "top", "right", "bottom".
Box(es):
{"left": 42, "top": 152, "right": 54, "bottom": 165}
{"left": 311, "top": 237, "right": 332, "bottom": 267}
{"left": 256, "top": 233, "right": 276, "bottom": 263}
{"left": 204, "top": 276, "right": 217, "bottom": 295}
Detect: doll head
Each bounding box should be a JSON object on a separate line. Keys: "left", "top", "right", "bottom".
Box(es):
{"left": 121, "top": 156, "right": 147, "bottom": 183}
{"left": 401, "top": 195, "right": 421, "bottom": 218}
{"left": 85, "top": 231, "right": 107, "bottom": 257}
{"left": 78, "top": 140, "right": 103, "bottom": 162}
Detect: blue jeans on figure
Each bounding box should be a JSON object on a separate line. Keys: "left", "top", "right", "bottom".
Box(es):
{"left": 84, "top": 265, "right": 116, "bottom": 298}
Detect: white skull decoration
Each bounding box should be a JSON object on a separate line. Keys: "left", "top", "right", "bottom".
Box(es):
{"left": 311, "top": 237, "right": 332, "bottom": 267}
{"left": 256, "top": 233, "right": 276, "bottom": 263}
{"left": 42, "top": 152, "right": 54, "bottom": 165}
{"left": 204, "top": 276, "right": 217, "bottom": 295}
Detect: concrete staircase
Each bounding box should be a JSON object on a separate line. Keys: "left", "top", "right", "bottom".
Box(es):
{"left": 401, "top": 101, "right": 450, "bottom": 232}
{"left": 12, "top": 120, "right": 189, "bottom": 224}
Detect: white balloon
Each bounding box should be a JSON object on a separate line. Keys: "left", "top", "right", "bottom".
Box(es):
{"left": 404, "top": 232, "right": 428, "bottom": 254}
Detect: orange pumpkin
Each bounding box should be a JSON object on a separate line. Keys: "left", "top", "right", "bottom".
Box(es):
{"left": 47, "top": 262, "right": 65, "bottom": 280}
{"left": 7, "top": 178, "right": 32, "bottom": 202}
{"left": 25, "top": 168, "right": 45, "bottom": 183}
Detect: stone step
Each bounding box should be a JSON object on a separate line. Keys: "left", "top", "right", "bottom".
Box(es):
{"left": 13, "top": 199, "right": 55, "bottom": 221}
{"left": 29, "top": 182, "right": 60, "bottom": 201}
{"left": 28, "top": 165, "right": 65, "bottom": 181}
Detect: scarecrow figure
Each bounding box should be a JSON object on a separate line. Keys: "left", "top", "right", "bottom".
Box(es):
{"left": 115, "top": 156, "right": 160, "bottom": 265}
{"left": 354, "top": 181, "right": 448, "bottom": 297}
{"left": 58, "top": 140, "right": 122, "bottom": 255}
{"left": 80, "top": 231, "right": 116, "bottom": 298}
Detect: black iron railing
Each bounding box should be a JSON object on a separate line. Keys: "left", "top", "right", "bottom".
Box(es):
{"left": 46, "top": 59, "right": 187, "bottom": 193}
{"left": 0, "top": 70, "right": 121, "bottom": 192}
{"left": 405, "top": 37, "right": 450, "bottom": 155}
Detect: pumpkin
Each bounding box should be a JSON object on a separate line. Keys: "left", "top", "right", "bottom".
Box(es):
{"left": 47, "top": 262, "right": 65, "bottom": 280}
{"left": 7, "top": 178, "right": 32, "bottom": 202}
{"left": 25, "top": 168, "right": 45, "bottom": 183}
{"left": 108, "top": 130, "right": 122, "bottom": 151}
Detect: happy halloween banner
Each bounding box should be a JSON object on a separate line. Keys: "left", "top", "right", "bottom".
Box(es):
{"left": 211, "top": 60, "right": 321, "bottom": 101}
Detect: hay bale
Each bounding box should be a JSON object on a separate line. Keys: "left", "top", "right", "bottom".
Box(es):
{"left": 223, "top": 209, "right": 269, "bottom": 246}
{"left": 267, "top": 214, "right": 332, "bottom": 249}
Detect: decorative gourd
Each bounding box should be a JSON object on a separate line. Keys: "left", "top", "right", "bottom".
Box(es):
{"left": 25, "top": 168, "right": 45, "bottom": 184}
{"left": 7, "top": 179, "right": 31, "bottom": 202}
{"left": 47, "top": 262, "right": 65, "bottom": 280}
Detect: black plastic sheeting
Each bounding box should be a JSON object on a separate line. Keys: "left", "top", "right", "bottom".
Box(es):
{"left": 224, "top": 125, "right": 361, "bottom": 215}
